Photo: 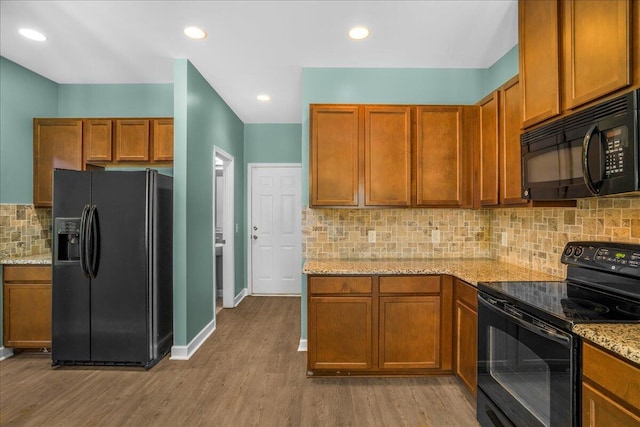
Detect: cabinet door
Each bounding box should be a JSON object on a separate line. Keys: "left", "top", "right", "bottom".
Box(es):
{"left": 308, "top": 296, "right": 372, "bottom": 370}
{"left": 310, "top": 105, "right": 360, "bottom": 206}
{"left": 379, "top": 296, "right": 441, "bottom": 370}
{"left": 478, "top": 92, "right": 499, "bottom": 207}
{"left": 3, "top": 283, "right": 52, "bottom": 348}
{"left": 115, "top": 119, "right": 150, "bottom": 161}
{"left": 499, "top": 77, "right": 528, "bottom": 206}
{"left": 565, "top": 0, "right": 631, "bottom": 109}
{"left": 364, "top": 106, "right": 411, "bottom": 206}
{"left": 519, "top": 0, "right": 561, "bottom": 128}
{"left": 582, "top": 382, "right": 640, "bottom": 427}
{"left": 455, "top": 300, "right": 477, "bottom": 395}
{"left": 33, "top": 119, "right": 84, "bottom": 208}
{"left": 152, "top": 119, "right": 174, "bottom": 161}
{"left": 84, "top": 119, "right": 113, "bottom": 162}
{"left": 415, "top": 106, "right": 465, "bottom": 206}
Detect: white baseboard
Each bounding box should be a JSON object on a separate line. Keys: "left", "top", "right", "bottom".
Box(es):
{"left": 298, "top": 339, "right": 307, "bottom": 352}
{"left": 234, "top": 288, "right": 248, "bottom": 307}
{"left": 0, "top": 346, "right": 14, "bottom": 361}
{"left": 170, "top": 318, "right": 216, "bottom": 361}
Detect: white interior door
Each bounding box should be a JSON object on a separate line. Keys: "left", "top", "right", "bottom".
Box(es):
{"left": 250, "top": 165, "right": 301, "bottom": 295}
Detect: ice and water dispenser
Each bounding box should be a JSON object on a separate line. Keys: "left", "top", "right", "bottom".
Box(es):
{"left": 54, "top": 218, "right": 81, "bottom": 264}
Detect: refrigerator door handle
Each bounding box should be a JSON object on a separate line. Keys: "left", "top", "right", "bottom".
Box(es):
{"left": 79, "top": 204, "right": 91, "bottom": 278}
{"left": 87, "top": 205, "right": 99, "bottom": 278}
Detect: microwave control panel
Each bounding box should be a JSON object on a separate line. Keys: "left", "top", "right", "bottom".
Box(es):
{"left": 603, "top": 126, "right": 627, "bottom": 177}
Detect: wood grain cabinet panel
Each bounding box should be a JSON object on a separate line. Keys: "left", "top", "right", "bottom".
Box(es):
{"left": 499, "top": 76, "right": 528, "bottom": 206}
{"left": 84, "top": 119, "right": 113, "bottom": 162}
{"left": 582, "top": 342, "right": 640, "bottom": 426}
{"left": 379, "top": 296, "right": 441, "bottom": 369}
{"left": 519, "top": 0, "right": 561, "bottom": 128}
{"left": 152, "top": 118, "right": 174, "bottom": 161}
{"left": 565, "top": 0, "right": 631, "bottom": 109}
{"left": 310, "top": 105, "right": 361, "bottom": 206}
{"left": 3, "top": 266, "right": 52, "bottom": 348}
{"left": 308, "top": 296, "right": 372, "bottom": 371}
{"left": 478, "top": 92, "right": 499, "bottom": 207}
{"left": 415, "top": 106, "right": 467, "bottom": 207}
{"left": 115, "top": 119, "right": 150, "bottom": 161}
{"left": 33, "top": 119, "right": 84, "bottom": 208}
{"left": 454, "top": 279, "right": 477, "bottom": 395}
{"left": 364, "top": 106, "right": 412, "bottom": 206}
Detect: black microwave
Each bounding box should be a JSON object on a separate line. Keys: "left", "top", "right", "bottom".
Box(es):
{"left": 521, "top": 89, "right": 640, "bottom": 200}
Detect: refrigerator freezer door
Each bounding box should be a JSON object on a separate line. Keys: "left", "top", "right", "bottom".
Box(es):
{"left": 90, "top": 171, "right": 151, "bottom": 363}
{"left": 52, "top": 170, "right": 92, "bottom": 363}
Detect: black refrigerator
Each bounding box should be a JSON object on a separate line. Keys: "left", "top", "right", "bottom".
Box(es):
{"left": 52, "top": 169, "right": 173, "bottom": 369}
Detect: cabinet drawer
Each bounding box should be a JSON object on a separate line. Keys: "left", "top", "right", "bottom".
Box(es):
{"left": 4, "top": 266, "right": 52, "bottom": 282}
{"left": 379, "top": 276, "right": 440, "bottom": 294}
{"left": 583, "top": 342, "right": 640, "bottom": 410}
{"left": 455, "top": 279, "right": 477, "bottom": 310}
{"left": 309, "top": 276, "right": 372, "bottom": 294}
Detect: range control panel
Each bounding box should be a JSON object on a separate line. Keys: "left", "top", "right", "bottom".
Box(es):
{"left": 562, "top": 241, "right": 640, "bottom": 277}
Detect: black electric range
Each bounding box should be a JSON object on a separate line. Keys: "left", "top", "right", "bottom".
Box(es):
{"left": 478, "top": 241, "right": 640, "bottom": 331}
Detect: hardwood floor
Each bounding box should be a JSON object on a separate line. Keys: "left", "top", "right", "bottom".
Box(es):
{"left": 0, "top": 296, "right": 479, "bottom": 426}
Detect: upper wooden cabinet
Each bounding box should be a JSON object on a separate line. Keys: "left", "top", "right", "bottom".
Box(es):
{"left": 364, "top": 106, "right": 411, "bottom": 206}
{"left": 152, "top": 119, "right": 174, "bottom": 161}
{"left": 499, "top": 76, "right": 528, "bottom": 206}
{"left": 477, "top": 92, "right": 500, "bottom": 207}
{"left": 33, "top": 119, "right": 84, "bottom": 208}
{"left": 115, "top": 119, "right": 150, "bottom": 162}
{"left": 310, "top": 105, "right": 361, "bottom": 206}
{"left": 563, "top": 0, "right": 632, "bottom": 109}
{"left": 519, "top": 0, "right": 561, "bottom": 128}
{"left": 520, "top": 0, "right": 637, "bottom": 128}
{"left": 84, "top": 119, "right": 113, "bottom": 162}
{"left": 415, "top": 106, "right": 474, "bottom": 207}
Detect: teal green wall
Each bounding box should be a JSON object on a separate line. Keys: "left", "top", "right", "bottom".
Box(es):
{"left": 0, "top": 57, "right": 59, "bottom": 204}
{"left": 58, "top": 84, "right": 173, "bottom": 117}
{"left": 173, "top": 59, "right": 245, "bottom": 345}
{"left": 244, "top": 124, "right": 301, "bottom": 164}
{"left": 482, "top": 45, "right": 519, "bottom": 96}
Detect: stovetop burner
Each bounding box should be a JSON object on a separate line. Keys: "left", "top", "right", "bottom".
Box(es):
{"left": 616, "top": 303, "right": 640, "bottom": 319}
{"left": 561, "top": 298, "right": 610, "bottom": 318}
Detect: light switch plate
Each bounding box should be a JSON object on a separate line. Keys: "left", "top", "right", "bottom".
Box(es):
{"left": 368, "top": 230, "right": 376, "bottom": 243}
{"left": 432, "top": 230, "right": 440, "bottom": 244}
{"left": 501, "top": 232, "right": 507, "bottom": 246}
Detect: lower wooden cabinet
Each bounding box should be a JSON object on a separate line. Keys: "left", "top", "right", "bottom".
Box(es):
{"left": 307, "top": 274, "right": 452, "bottom": 376}
{"left": 454, "top": 279, "right": 478, "bottom": 395}
{"left": 582, "top": 342, "right": 640, "bottom": 426}
{"left": 2, "top": 265, "right": 52, "bottom": 348}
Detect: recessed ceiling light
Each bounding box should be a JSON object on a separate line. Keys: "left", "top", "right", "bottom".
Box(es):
{"left": 257, "top": 94, "right": 271, "bottom": 102}
{"left": 348, "top": 26, "right": 370, "bottom": 40}
{"left": 183, "top": 26, "right": 207, "bottom": 40}
{"left": 19, "top": 28, "right": 46, "bottom": 42}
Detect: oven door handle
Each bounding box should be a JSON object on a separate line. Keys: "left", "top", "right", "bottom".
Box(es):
{"left": 479, "top": 295, "right": 571, "bottom": 347}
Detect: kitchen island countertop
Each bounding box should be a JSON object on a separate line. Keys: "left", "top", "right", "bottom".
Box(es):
{"left": 0, "top": 254, "right": 52, "bottom": 265}
{"left": 303, "top": 258, "right": 563, "bottom": 285}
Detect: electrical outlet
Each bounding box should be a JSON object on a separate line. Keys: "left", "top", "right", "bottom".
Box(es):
{"left": 432, "top": 230, "right": 440, "bottom": 244}
{"left": 501, "top": 232, "right": 508, "bottom": 246}
{"left": 368, "top": 230, "right": 376, "bottom": 243}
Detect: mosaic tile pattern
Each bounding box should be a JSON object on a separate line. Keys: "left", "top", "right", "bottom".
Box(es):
{"left": 0, "top": 205, "right": 52, "bottom": 259}
{"left": 303, "top": 208, "right": 491, "bottom": 259}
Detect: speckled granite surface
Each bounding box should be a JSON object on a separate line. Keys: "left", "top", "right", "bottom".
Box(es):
{"left": 573, "top": 324, "right": 640, "bottom": 366}
{"left": 0, "top": 254, "right": 52, "bottom": 265}
{"left": 303, "top": 258, "right": 563, "bottom": 285}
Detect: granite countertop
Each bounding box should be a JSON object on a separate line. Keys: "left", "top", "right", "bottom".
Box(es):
{"left": 0, "top": 254, "right": 52, "bottom": 265}
{"left": 303, "top": 258, "right": 563, "bottom": 285}
{"left": 573, "top": 324, "right": 640, "bottom": 366}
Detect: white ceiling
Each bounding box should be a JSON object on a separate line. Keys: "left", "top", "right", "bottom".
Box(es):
{"left": 0, "top": 0, "right": 518, "bottom": 124}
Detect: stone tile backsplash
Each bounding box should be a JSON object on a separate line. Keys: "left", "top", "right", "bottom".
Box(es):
{"left": 303, "top": 197, "right": 640, "bottom": 278}
{"left": 0, "top": 205, "right": 52, "bottom": 259}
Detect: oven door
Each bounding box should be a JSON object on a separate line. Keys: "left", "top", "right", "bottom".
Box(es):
{"left": 477, "top": 293, "right": 579, "bottom": 427}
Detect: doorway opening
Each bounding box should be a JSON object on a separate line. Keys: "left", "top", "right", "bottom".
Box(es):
{"left": 213, "top": 148, "right": 235, "bottom": 313}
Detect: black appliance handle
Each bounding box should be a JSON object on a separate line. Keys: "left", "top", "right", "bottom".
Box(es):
{"left": 478, "top": 294, "right": 571, "bottom": 347}
{"left": 582, "top": 124, "right": 601, "bottom": 195}
{"left": 87, "top": 205, "right": 99, "bottom": 278}
{"left": 79, "top": 204, "right": 90, "bottom": 278}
